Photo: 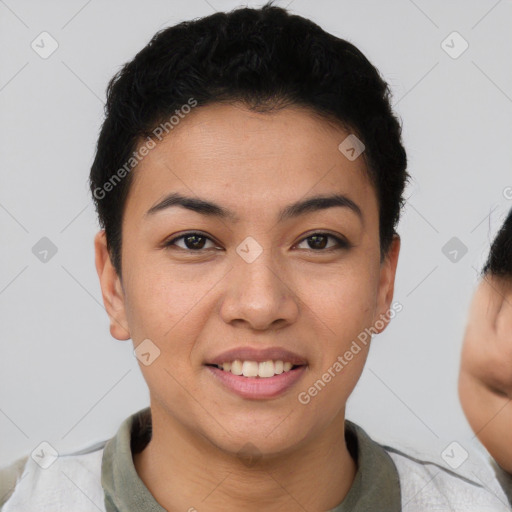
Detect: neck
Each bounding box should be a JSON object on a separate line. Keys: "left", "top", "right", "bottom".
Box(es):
{"left": 133, "top": 403, "right": 357, "bottom": 512}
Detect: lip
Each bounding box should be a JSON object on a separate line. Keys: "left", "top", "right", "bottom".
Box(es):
{"left": 205, "top": 346, "right": 307, "bottom": 366}
{"left": 206, "top": 365, "right": 307, "bottom": 399}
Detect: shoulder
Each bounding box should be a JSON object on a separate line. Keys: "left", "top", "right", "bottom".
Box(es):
{"left": 0, "top": 455, "right": 29, "bottom": 509}
{"left": 490, "top": 456, "right": 512, "bottom": 503}
{"left": 0, "top": 440, "right": 108, "bottom": 512}
{"left": 382, "top": 440, "right": 511, "bottom": 511}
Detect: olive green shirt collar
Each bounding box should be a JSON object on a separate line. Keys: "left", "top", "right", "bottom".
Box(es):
{"left": 101, "top": 407, "right": 401, "bottom": 511}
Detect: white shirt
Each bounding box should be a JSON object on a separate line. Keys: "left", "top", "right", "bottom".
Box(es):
{"left": 1, "top": 408, "right": 511, "bottom": 511}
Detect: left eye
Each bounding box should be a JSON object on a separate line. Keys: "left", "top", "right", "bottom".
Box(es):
{"left": 295, "top": 233, "right": 348, "bottom": 251}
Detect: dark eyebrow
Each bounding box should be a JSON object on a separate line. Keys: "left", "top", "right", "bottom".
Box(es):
{"left": 278, "top": 194, "right": 362, "bottom": 223}
{"left": 145, "top": 192, "right": 363, "bottom": 223}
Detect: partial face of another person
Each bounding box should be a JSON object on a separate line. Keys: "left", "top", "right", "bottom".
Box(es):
{"left": 459, "top": 273, "right": 512, "bottom": 472}
{"left": 95, "top": 102, "right": 400, "bottom": 457}
{"left": 459, "top": 208, "right": 512, "bottom": 472}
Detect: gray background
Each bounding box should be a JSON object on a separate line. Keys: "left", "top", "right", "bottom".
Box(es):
{"left": 1, "top": 0, "right": 511, "bottom": 467}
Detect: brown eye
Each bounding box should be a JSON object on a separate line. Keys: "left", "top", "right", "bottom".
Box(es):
{"left": 165, "top": 232, "right": 216, "bottom": 251}
{"left": 296, "top": 233, "right": 349, "bottom": 251}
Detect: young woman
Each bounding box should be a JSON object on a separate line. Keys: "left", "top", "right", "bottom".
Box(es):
{"left": 1, "top": 3, "right": 509, "bottom": 511}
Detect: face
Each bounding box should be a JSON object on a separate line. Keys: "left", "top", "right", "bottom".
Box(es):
{"left": 95, "top": 102, "right": 400, "bottom": 457}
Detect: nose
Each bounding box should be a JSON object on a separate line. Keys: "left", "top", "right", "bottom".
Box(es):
{"left": 219, "top": 244, "right": 300, "bottom": 331}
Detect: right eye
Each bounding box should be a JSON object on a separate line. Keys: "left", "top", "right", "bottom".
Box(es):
{"left": 163, "top": 232, "right": 219, "bottom": 251}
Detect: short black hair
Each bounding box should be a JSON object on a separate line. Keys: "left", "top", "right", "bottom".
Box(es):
{"left": 89, "top": 2, "right": 409, "bottom": 278}
{"left": 482, "top": 208, "right": 512, "bottom": 277}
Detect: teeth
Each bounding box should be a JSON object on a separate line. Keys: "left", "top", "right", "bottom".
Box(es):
{"left": 230, "top": 360, "right": 243, "bottom": 375}
{"left": 258, "top": 360, "right": 275, "bottom": 378}
{"left": 217, "top": 359, "right": 299, "bottom": 378}
{"left": 242, "top": 360, "right": 259, "bottom": 377}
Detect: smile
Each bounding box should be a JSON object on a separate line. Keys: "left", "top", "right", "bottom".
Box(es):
{"left": 207, "top": 360, "right": 300, "bottom": 378}
{"left": 205, "top": 361, "right": 307, "bottom": 399}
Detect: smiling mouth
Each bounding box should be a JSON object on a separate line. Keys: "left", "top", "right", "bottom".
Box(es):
{"left": 205, "top": 360, "right": 305, "bottom": 378}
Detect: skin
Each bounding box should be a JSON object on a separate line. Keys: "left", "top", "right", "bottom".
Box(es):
{"left": 95, "top": 102, "right": 400, "bottom": 512}
{"left": 459, "top": 274, "right": 512, "bottom": 474}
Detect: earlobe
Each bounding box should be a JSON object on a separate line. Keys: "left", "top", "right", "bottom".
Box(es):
{"left": 374, "top": 234, "right": 401, "bottom": 334}
{"left": 94, "top": 230, "right": 131, "bottom": 341}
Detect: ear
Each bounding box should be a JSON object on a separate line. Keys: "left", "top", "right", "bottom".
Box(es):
{"left": 374, "top": 234, "right": 401, "bottom": 334}
{"left": 94, "top": 230, "right": 131, "bottom": 341}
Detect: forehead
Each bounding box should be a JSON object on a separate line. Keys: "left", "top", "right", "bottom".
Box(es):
{"left": 125, "top": 103, "right": 376, "bottom": 222}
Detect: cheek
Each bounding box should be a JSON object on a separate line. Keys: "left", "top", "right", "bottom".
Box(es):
{"left": 304, "top": 262, "right": 379, "bottom": 334}
{"left": 122, "top": 262, "right": 207, "bottom": 344}
{"left": 123, "top": 269, "right": 206, "bottom": 391}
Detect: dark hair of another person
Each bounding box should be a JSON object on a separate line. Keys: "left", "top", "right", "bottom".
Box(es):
{"left": 482, "top": 208, "right": 512, "bottom": 277}
{"left": 89, "top": 1, "right": 409, "bottom": 278}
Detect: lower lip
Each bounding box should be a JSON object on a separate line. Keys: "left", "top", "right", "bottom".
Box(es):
{"left": 206, "top": 365, "right": 307, "bottom": 399}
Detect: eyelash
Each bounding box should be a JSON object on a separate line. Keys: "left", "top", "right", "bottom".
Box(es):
{"left": 163, "top": 231, "right": 350, "bottom": 253}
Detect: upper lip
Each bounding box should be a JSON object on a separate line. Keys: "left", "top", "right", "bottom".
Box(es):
{"left": 205, "top": 346, "right": 307, "bottom": 366}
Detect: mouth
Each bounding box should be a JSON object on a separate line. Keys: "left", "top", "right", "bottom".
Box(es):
{"left": 204, "top": 347, "right": 308, "bottom": 399}
{"left": 205, "top": 360, "right": 305, "bottom": 378}
{"left": 204, "top": 353, "right": 308, "bottom": 399}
